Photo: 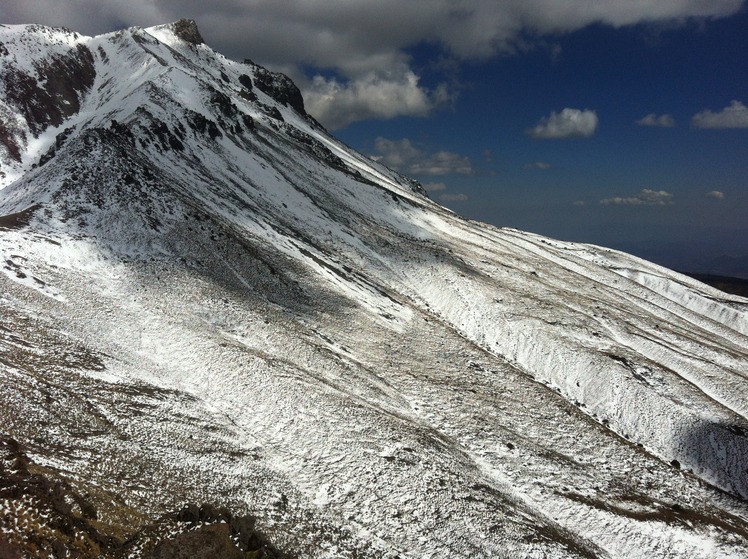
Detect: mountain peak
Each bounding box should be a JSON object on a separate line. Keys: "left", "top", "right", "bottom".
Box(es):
{"left": 170, "top": 18, "right": 204, "bottom": 45}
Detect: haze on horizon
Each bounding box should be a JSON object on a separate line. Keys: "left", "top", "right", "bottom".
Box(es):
{"left": 2, "top": 0, "right": 747, "bottom": 276}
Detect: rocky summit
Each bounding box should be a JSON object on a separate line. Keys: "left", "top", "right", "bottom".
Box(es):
{"left": 1, "top": 20, "right": 748, "bottom": 558}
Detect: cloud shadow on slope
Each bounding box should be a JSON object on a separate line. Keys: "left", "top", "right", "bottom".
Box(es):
{"left": 678, "top": 420, "right": 748, "bottom": 502}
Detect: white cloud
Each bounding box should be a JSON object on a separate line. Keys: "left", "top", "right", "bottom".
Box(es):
{"left": 637, "top": 113, "right": 676, "bottom": 127}
{"left": 706, "top": 190, "right": 725, "bottom": 200}
{"left": 5, "top": 1, "right": 740, "bottom": 63}
{"left": 691, "top": 100, "right": 748, "bottom": 129}
{"left": 439, "top": 193, "right": 469, "bottom": 202}
{"left": 527, "top": 108, "right": 598, "bottom": 139}
{"left": 600, "top": 189, "right": 674, "bottom": 206}
{"left": 524, "top": 161, "right": 553, "bottom": 169}
{"left": 372, "top": 137, "right": 474, "bottom": 176}
{"left": 303, "top": 70, "right": 451, "bottom": 129}
{"left": 1, "top": 1, "right": 743, "bottom": 127}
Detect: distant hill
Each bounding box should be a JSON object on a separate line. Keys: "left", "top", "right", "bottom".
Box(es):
{"left": 693, "top": 254, "right": 748, "bottom": 280}
{"left": 684, "top": 273, "right": 748, "bottom": 298}
{"left": 610, "top": 241, "right": 748, "bottom": 282}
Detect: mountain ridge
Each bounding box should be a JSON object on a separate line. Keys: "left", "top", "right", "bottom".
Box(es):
{"left": 1, "top": 20, "right": 748, "bottom": 558}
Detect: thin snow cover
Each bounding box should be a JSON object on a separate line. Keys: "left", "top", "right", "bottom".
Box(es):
{"left": 1, "top": 20, "right": 748, "bottom": 559}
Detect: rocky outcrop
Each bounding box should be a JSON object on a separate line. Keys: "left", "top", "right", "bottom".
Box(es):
{"left": 171, "top": 19, "right": 204, "bottom": 46}
{"left": 2, "top": 43, "right": 94, "bottom": 136}
{"left": 245, "top": 61, "right": 306, "bottom": 116}
{"left": 0, "top": 27, "right": 95, "bottom": 168}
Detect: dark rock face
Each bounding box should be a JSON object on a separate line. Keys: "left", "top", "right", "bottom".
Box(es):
{"left": 284, "top": 124, "right": 347, "bottom": 169}
{"left": 238, "top": 74, "right": 253, "bottom": 91}
{"left": 185, "top": 109, "right": 223, "bottom": 140}
{"left": 2, "top": 43, "right": 95, "bottom": 136}
{"left": 171, "top": 19, "right": 204, "bottom": 46}
{"left": 246, "top": 62, "right": 306, "bottom": 116}
{"left": 1, "top": 35, "right": 94, "bottom": 165}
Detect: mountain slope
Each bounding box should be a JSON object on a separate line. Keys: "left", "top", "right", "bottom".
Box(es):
{"left": 1, "top": 20, "right": 748, "bottom": 558}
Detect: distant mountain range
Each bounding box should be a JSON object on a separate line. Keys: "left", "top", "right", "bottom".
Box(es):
{"left": 613, "top": 240, "right": 748, "bottom": 281}
{"left": 690, "top": 254, "right": 748, "bottom": 280}
{"left": 682, "top": 273, "right": 748, "bottom": 298}
{"left": 2, "top": 20, "right": 748, "bottom": 559}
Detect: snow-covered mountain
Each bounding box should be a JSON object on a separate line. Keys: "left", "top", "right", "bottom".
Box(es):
{"left": 2, "top": 20, "right": 748, "bottom": 559}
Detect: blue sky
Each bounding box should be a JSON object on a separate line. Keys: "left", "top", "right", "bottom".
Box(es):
{"left": 335, "top": 12, "right": 748, "bottom": 272}
{"left": 2, "top": 1, "right": 747, "bottom": 274}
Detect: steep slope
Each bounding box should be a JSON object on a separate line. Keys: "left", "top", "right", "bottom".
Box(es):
{"left": 1, "top": 20, "right": 748, "bottom": 559}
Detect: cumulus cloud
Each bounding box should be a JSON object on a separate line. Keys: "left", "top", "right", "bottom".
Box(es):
{"left": 372, "top": 137, "right": 474, "bottom": 176}
{"left": 1, "top": 1, "right": 743, "bottom": 127}
{"left": 636, "top": 113, "right": 676, "bottom": 127}
{"left": 600, "top": 189, "right": 674, "bottom": 206}
{"left": 304, "top": 71, "right": 451, "bottom": 130}
{"left": 524, "top": 161, "right": 553, "bottom": 169}
{"left": 706, "top": 190, "right": 725, "bottom": 200}
{"left": 527, "top": 108, "right": 598, "bottom": 139}
{"left": 439, "top": 193, "right": 469, "bottom": 202}
{"left": 691, "top": 100, "right": 748, "bottom": 128}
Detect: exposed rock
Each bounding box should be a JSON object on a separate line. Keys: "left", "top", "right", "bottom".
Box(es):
{"left": 2, "top": 44, "right": 95, "bottom": 136}
{"left": 171, "top": 19, "right": 204, "bottom": 46}
{"left": 238, "top": 74, "right": 253, "bottom": 91}
{"left": 284, "top": 124, "right": 347, "bottom": 169}
{"left": 245, "top": 61, "right": 306, "bottom": 115}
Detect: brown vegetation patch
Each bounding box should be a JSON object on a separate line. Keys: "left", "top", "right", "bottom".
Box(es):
{"left": 0, "top": 437, "right": 287, "bottom": 559}
{"left": 0, "top": 118, "right": 23, "bottom": 162}
{"left": 0, "top": 204, "right": 41, "bottom": 230}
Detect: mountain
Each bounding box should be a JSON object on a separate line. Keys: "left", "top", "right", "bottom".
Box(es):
{"left": 612, "top": 240, "right": 748, "bottom": 282}
{"left": 2, "top": 20, "right": 748, "bottom": 559}
{"left": 694, "top": 255, "right": 748, "bottom": 281}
